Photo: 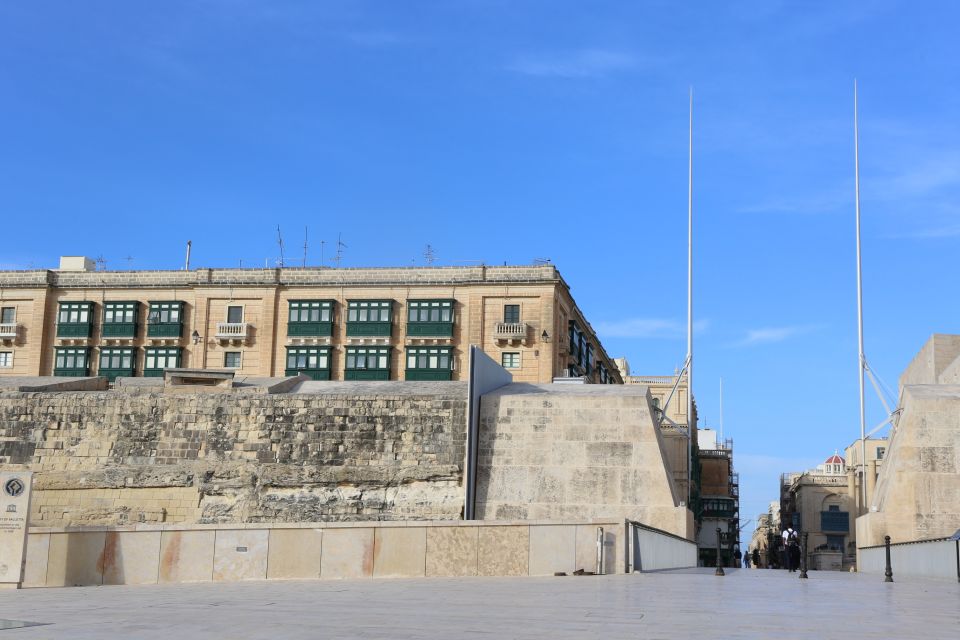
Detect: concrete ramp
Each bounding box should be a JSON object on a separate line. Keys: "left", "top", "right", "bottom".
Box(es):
{"left": 475, "top": 383, "right": 692, "bottom": 539}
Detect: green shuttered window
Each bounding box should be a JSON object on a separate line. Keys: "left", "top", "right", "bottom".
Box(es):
{"left": 346, "top": 300, "right": 392, "bottom": 337}
{"left": 406, "top": 300, "right": 454, "bottom": 337}
{"left": 285, "top": 346, "right": 331, "bottom": 380}
{"left": 405, "top": 346, "right": 453, "bottom": 380}
{"left": 54, "top": 347, "right": 90, "bottom": 376}
{"left": 147, "top": 302, "right": 184, "bottom": 338}
{"left": 345, "top": 346, "right": 391, "bottom": 380}
{"left": 99, "top": 347, "right": 136, "bottom": 381}
{"left": 56, "top": 302, "right": 94, "bottom": 338}
{"left": 144, "top": 347, "right": 181, "bottom": 376}
{"left": 102, "top": 301, "right": 139, "bottom": 338}
{"left": 287, "top": 300, "right": 334, "bottom": 337}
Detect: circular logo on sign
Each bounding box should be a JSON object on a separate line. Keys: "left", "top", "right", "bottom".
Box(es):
{"left": 3, "top": 478, "right": 24, "bottom": 498}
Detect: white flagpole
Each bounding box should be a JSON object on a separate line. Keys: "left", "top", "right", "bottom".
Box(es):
{"left": 687, "top": 87, "right": 694, "bottom": 494}
{"left": 854, "top": 80, "right": 867, "bottom": 513}
{"left": 719, "top": 377, "right": 724, "bottom": 444}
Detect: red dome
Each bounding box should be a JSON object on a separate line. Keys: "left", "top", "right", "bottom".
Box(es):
{"left": 825, "top": 454, "right": 845, "bottom": 465}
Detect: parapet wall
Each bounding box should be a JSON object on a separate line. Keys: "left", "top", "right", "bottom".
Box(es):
{"left": 0, "top": 385, "right": 468, "bottom": 527}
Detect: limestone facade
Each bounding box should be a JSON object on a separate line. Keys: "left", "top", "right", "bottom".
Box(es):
{"left": 0, "top": 263, "right": 620, "bottom": 385}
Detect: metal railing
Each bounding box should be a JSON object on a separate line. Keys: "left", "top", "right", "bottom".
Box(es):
{"left": 493, "top": 322, "right": 527, "bottom": 340}
{"left": 0, "top": 323, "right": 17, "bottom": 338}
{"left": 215, "top": 322, "right": 249, "bottom": 338}
{"left": 628, "top": 375, "right": 679, "bottom": 385}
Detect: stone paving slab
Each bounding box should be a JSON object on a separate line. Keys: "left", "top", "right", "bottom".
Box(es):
{"left": 0, "top": 569, "right": 957, "bottom": 639}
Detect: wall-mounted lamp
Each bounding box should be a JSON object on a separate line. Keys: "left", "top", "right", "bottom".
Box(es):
{"left": 541, "top": 330, "right": 551, "bottom": 343}
{"left": 191, "top": 330, "right": 202, "bottom": 345}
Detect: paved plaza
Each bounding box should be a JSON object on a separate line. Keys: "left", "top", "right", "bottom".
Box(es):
{"left": 1, "top": 569, "right": 957, "bottom": 639}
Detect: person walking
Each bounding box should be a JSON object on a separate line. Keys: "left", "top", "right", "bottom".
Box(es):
{"left": 782, "top": 526, "right": 800, "bottom": 572}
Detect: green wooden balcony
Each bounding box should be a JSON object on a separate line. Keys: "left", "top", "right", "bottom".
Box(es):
{"left": 99, "top": 368, "right": 134, "bottom": 382}
{"left": 346, "top": 322, "right": 392, "bottom": 337}
{"left": 142, "top": 369, "right": 168, "bottom": 378}
{"left": 147, "top": 323, "right": 183, "bottom": 338}
{"left": 344, "top": 369, "right": 390, "bottom": 381}
{"left": 406, "top": 322, "right": 453, "bottom": 338}
{"left": 53, "top": 367, "right": 89, "bottom": 377}
{"left": 284, "top": 368, "right": 331, "bottom": 380}
{"left": 57, "top": 323, "right": 92, "bottom": 338}
{"left": 287, "top": 321, "right": 333, "bottom": 337}
{"left": 102, "top": 323, "right": 137, "bottom": 338}
{"left": 405, "top": 369, "right": 452, "bottom": 381}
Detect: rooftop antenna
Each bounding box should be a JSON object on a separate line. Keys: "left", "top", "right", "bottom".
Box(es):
{"left": 332, "top": 233, "right": 347, "bottom": 267}
{"left": 124, "top": 255, "right": 134, "bottom": 269}
{"left": 277, "top": 226, "right": 285, "bottom": 268}
{"left": 302, "top": 226, "right": 309, "bottom": 268}
{"left": 424, "top": 244, "right": 436, "bottom": 265}
{"left": 719, "top": 377, "right": 724, "bottom": 443}
{"left": 96, "top": 255, "right": 107, "bottom": 272}
{"left": 532, "top": 257, "right": 551, "bottom": 266}
{"left": 319, "top": 240, "right": 326, "bottom": 268}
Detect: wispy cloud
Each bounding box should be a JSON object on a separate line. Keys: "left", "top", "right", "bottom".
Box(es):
{"left": 507, "top": 49, "right": 641, "bottom": 79}
{"left": 729, "top": 324, "right": 821, "bottom": 347}
{"left": 596, "top": 317, "right": 709, "bottom": 339}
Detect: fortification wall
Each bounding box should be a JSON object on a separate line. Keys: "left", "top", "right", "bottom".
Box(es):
{"left": 0, "top": 387, "right": 468, "bottom": 527}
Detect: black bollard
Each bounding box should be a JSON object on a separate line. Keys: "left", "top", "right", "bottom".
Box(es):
{"left": 799, "top": 532, "right": 808, "bottom": 579}
{"left": 715, "top": 528, "right": 725, "bottom": 576}
{"left": 884, "top": 535, "right": 894, "bottom": 583}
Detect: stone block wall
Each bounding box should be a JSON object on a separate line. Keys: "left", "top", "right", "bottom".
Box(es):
{"left": 475, "top": 384, "right": 691, "bottom": 538}
{"left": 0, "top": 388, "right": 467, "bottom": 527}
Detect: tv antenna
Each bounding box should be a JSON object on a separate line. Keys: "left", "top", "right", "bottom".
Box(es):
{"left": 301, "top": 227, "right": 309, "bottom": 267}
{"left": 424, "top": 244, "right": 436, "bottom": 265}
{"left": 276, "top": 225, "right": 285, "bottom": 268}
{"left": 331, "top": 233, "right": 347, "bottom": 267}
{"left": 532, "top": 257, "right": 551, "bottom": 266}
{"left": 124, "top": 255, "right": 134, "bottom": 269}
{"left": 319, "top": 240, "right": 326, "bottom": 268}
{"left": 96, "top": 255, "right": 107, "bottom": 272}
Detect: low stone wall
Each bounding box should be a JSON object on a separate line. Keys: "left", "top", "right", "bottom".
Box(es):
{"left": 0, "top": 385, "right": 468, "bottom": 527}
{"left": 22, "top": 519, "right": 625, "bottom": 588}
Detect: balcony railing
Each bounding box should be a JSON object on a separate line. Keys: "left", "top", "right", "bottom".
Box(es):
{"left": 628, "top": 375, "right": 679, "bottom": 385}
{"left": 494, "top": 322, "right": 527, "bottom": 340}
{"left": 215, "top": 322, "right": 249, "bottom": 339}
{"left": 0, "top": 323, "right": 17, "bottom": 338}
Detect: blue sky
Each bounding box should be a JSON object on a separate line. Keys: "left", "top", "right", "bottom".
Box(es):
{"left": 3, "top": 1, "right": 959, "bottom": 532}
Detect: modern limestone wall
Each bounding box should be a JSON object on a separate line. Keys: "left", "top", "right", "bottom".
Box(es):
{"left": 22, "top": 519, "right": 625, "bottom": 588}
{"left": 0, "top": 382, "right": 468, "bottom": 527}
{"left": 857, "top": 383, "right": 960, "bottom": 547}
{"left": 475, "top": 384, "right": 692, "bottom": 539}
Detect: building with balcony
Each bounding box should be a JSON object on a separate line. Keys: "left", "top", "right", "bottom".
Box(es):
{"left": 0, "top": 257, "right": 621, "bottom": 385}
{"left": 694, "top": 428, "right": 740, "bottom": 567}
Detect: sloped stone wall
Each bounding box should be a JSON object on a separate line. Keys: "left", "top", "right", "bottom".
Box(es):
{"left": 0, "top": 388, "right": 467, "bottom": 527}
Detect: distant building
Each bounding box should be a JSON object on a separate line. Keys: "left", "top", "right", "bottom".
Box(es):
{"left": 0, "top": 258, "right": 621, "bottom": 384}
{"left": 694, "top": 428, "right": 739, "bottom": 567}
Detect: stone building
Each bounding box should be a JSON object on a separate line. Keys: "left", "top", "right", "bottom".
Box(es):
{"left": 0, "top": 258, "right": 621, "bottom": 385}
{"left": 856, "top": 333, "right": 960, "bottom": 547}
{"left": 694, "top": 429, "right": 739, "bottom": 567}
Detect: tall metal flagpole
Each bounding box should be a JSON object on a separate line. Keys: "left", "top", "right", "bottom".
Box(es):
{"left": 854, "top": 80, "right": 868, "bottom": 513}
{"left": 719, "top": 377, "right": 723, "bottom": 444}
{"left": 687, "top": 87, "right": 694, "bottom": 493}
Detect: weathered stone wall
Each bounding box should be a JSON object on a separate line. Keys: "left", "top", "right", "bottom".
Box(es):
{"left": 0, "top": 387, "right": 467, "bottom": 527}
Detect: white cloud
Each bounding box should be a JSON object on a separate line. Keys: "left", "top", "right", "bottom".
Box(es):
{"left": 596, "top": 317, "right": 709, "bottom": 339}
{"left": 507, "top": 49, "right": 640, "bottom": 79}
{"left": 730, "top": 324, "right": 820, "bottom": 347}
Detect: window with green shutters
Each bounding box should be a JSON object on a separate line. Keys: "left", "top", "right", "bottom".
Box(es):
{"left": 287, "top": 300, "right": 334, "bottom": 337}
{"left": 405, "top": 346, "right": 453, "bottom": 380}
{"left": 144, "top": 347, "right": 181, "bottom": 377}
{"left": 56, "top": 302, "right": 94, "bottom": 338}
{"left": 102, "top": 301, "right": 139, "bottom": 338}
{"left": 346, "top": 300, "right": 393, "bottom": 337}
{"left": 285, "top": 346, "right": 331, "bottom": 380}
{"left": 99, "top": 347, "right": 136, "bottom": 381}
{"left": 54, "top": 347, "right": 90, "bottom": 376}
{"left": 344, "top": 346, "right": 391, "bottom": 380}
{"left": 406, "top": 300, "right": 454, "bottom": 337}
{"left": 147, "top": 301, "right": 184, "bottom": 338}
